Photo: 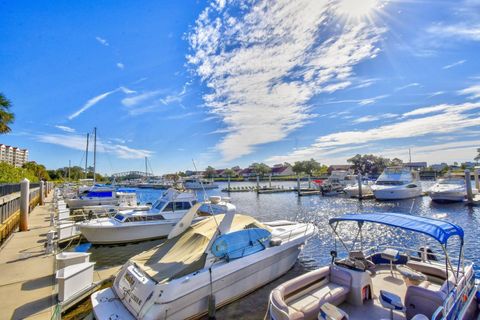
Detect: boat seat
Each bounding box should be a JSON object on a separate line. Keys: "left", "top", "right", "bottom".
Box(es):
{"left": 270, "top": 266, "right": 351, "bottom": 320}
{"left": 349, "top": 250, "right": 376, "bottom": 271}
{"left": 379, "top": 290, "right": 404, "bottom": 320}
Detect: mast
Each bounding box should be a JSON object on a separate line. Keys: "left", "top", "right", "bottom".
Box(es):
{"left": 93, "top": 127, "right": 97, "bottom": 184}
{"left": 85, "top": 133, "right": 89, "bottom": 179}
{"left": 68, "top": 160, "right": 71, "bottom": 182}
{"left": 409, "top": 148, "right": 412, "bottom": 164}
{"left": 145, "top": 156, "right": 148, "bottom": 180}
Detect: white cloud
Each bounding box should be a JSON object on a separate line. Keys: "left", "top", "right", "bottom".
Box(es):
{"left": 267, "top": 102, "right": 480, "bottom": 163}
{"left": 37, "top": 133, "right": 153, "bottom": 159}
{"left": 55, "top": 125, "right": 75, "bottom": 133}
{"left": 394, "top": 82, "right": 420, "bottom": 92}
{"left": 69, "top": 87, "right": 135, "bottom": 120}
{"left": 427, "top": 23, "right": 480, "bottom": 41}
{"left": 117, "top": 62, "right": 124, "bottom": 69}
{"left": 458, "top": 84, "right": 480, "bottom": 99}
{"left": 95, "top": 36, "right": 109, "bottom": 46}
{"left": 358, "top": 94, "right": 389, "bottom": 106}
{"left": 121, "top": 90, "right": 162, "bottom": 107}
{"left": 442, "top": 59, "right": 466, "bottom": 69}
{"left": 187, "top": 0, "right": 384, "bottom": 161}
{"left": 353, "top": 113, "right": 397, "bottom": 124}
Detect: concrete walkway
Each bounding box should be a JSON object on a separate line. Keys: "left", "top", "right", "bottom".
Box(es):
{"left": 0, "top": 194, "right": 56, "bottom": 320}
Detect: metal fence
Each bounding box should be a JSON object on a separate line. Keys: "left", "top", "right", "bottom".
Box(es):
{"left": 0, "top": 182, "right": 41, "bottom": 197}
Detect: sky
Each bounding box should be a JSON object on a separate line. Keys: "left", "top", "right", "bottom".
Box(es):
{"left": 1, "top": 0, "right": 480, "bottom": 175}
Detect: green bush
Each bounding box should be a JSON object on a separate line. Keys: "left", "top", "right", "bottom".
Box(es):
{"left": 0, "top": 162, "right": 39, "bottom": 183}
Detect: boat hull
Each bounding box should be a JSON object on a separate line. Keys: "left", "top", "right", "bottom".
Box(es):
{"left": 92, "top": 232, "right": 309, "bottom": 319}
{"left": 78, "top": 221, "right": 178, "bottom": 244}
{"left": 430, "top": 191, "right": 465, "bottom": 202}
{"left": 66, "top": 197, "right": 118, "bottom": 209}
{"left": 371, "top": 185, "right": 423, "bottom": 200}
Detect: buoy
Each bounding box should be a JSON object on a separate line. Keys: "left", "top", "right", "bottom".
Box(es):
{"left": 208, "top": 294, "right": 216, "bottom": 319}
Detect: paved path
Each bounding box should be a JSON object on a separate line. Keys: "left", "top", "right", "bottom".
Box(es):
{"left": 0, "top": 194, "right": 55, "bottom": 320}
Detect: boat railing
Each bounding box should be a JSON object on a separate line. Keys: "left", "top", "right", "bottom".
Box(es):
{"left": 431, "top": 267, "right": 477, "bottom": 320}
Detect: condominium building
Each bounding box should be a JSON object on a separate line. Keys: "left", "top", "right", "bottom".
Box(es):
{"left": 0, "top": 144, "right": 29, "bottom": 167}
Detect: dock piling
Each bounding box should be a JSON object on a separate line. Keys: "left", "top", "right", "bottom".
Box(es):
{"left": 40, "top": 181, "right": 45, "bottom": 205}
{"left": 357, "top": 174, "right": 363, "bottom": 199}
{"left": 465, "top": 170, "right": 473, "bottom": 205}
{"left": 269, "top": 174, "right": 272, "bottom": 188}
{"left": 19, "top": 178, "right": 30, "bottom": 231}
{"left": 297, "top": 175, "right": 300, "bottom": 195}
{"left": 474, "top": 168, "right": 480, "bottom": 191}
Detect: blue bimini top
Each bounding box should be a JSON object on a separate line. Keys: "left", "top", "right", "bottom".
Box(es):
{"left": 329, "top": 212, "right": 464, "bottom": 245}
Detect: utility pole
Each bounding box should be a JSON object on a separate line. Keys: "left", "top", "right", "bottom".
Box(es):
{"left": 85, "top": 133, "right": 89, "bottom": 179}
{"left": 68, "top": 160, "right": 71, "bottom": 181}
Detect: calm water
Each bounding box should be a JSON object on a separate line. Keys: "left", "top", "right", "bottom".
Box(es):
{"left": 85, "top": 181, "right": 480, "bottom": 319}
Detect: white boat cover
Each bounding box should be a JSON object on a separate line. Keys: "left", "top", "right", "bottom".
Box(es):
{"left": 132, "top": 214, "right": 268, "bottom": 282}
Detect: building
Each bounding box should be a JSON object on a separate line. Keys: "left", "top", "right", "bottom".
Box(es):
{"left": 271, "top": 164, "right": 294, "bottom": 176}
{"left": 0, "top": 144, "right": 28, "bottom": 167}
{"left": 404, "top": 162, "right": 428, "bottom": 170}
{"left": 431, "top": 163, "right": 448, "bottom": 172}
{"left": 327, "top": 165, "right": 353, "bottom": 174}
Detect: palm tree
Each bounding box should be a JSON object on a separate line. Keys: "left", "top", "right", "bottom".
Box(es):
{"left": 0, "top": 93, "right": 15, "bottom": 133}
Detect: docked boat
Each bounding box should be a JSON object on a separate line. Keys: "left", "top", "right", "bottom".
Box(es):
{"left": 428, "top": 177, "right": 476, "bottom": 202}
{"left": 77, "top": 188, "right": 230, "bottom": 244}
{"left": 65, "top": 185, "right": 119, "bottom": 209}
{"left": 184, "top": 176, "right": 219, "bottom": 189}
{"left": 371, "top": 167, "right": 423, "bottom": 200}
{"left": 269, "top": 212, "right": 479, "bottom": 320}
{"left": 344, "top": 181, "right": 373, "bottom": 198}
{"left": 91, "top": 210, "right": 316, "bottom": 319}
{"left": 321, "top": 171, "right": 356, "bottom": 195}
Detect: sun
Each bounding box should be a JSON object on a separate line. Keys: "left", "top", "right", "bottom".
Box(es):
{"left": 336, "top": 0, "right": 382, "bottom": 20}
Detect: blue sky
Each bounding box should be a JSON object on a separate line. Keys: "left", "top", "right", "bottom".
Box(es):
{"left": 1, "top": 0, "right": 479, "bottom": 175}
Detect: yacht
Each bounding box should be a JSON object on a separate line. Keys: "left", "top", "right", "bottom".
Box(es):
{"left": 321, "top": 171, "right": 356, "bottom": 195}
{"left": 269, "top": 212, "right": 479, "bottom": 320}
{"left": 184, "top": 177, "right": 219, "bottom": 189}
{"left": 344, "top": 181, "right": 373, "bottom": 198}
{"left": 429, "top": 177, "right": 476, "bottom": 202}
{"left": 91, "top": 210, "right": 316, "bottom": 319}
{"left": 371, "top": 167, "right": 423, "bottom": 200}
{"left": 77, "top": 189, "right": 232, "bottom": 244}
{"left": 65, "top": 185, "right": 119, "bottom": 209}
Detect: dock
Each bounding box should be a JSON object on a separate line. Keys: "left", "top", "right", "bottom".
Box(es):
{"left": 0, "top": 192, "right": 119, "bottom": 320}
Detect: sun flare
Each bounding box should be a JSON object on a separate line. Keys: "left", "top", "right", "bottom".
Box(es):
{"left": 337, "top": 0, "right": 381, "bottom": 19}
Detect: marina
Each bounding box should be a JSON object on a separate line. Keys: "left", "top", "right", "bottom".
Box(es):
{"left": 2, "top": 177, "right": 480, "bottom": 319}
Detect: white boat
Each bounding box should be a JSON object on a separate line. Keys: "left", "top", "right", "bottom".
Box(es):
{"left": 269, "top": 212, "right": 479, "bottom": 320}
{"left": 184, "top": 177, "right": 219, "bottom": 189}
{"left": 65, "top": 185, "right": 119, "bottom": 209}
{"left": 429, "top": 177, "right": 476, "bottom": 202}
{"left": 77, "top": 189, "right": 231, "bottom": 244}
{"left": 91, "top": 210, "right": 316, "bottom": 319}
{"left": 371, "top": 167, "right": 423, "bottom": 200}
{"left": 344, "top": 181, "right": 373, "bottom": 198}
{"left": 320, "top": 171, "right": 357, "bottom": 195}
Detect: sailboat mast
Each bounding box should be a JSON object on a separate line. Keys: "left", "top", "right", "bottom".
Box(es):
{"left": 145, "top": 156, "right": 148, "bottom": 179}
{"left": 409, "top": 148, "right": 412, "bottom": 164}
{"left": 93, "top": 127, "right": 97, "bottom": 184}
{"left": 85, "top": 133, "right": 89, "bottom": 179}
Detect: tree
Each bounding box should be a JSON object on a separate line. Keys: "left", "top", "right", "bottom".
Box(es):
{"left": 292, "top": 161, "right": 306, "bottom": 175}
{"left": 204, "top": 166, "right": 216, "bottom": 178}
{"left": 390, "top": 158, "right": 404, "bottom": 166}
{"left": 0, "top": 93, "right": 15, "bottom": 133}
{"left": 22, "top": 161, "right": 50, "bottom": 180}
{"left": 223, "top": 168, "right": 236, "bottom": 178}
{"left": 251, "top": 163, "right": 271, "bottom": 177}
{"left": 475, "top": 148, "right": 480, "bottom": 164}
{"left": 304, "top": 159, "right": 321, "bottom": 176}
{"left": 348, "top": 154, "right": 392, "bottom": 175}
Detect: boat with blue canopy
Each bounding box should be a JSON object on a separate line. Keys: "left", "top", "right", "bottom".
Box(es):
{"left": 269, "top": 212, "right": 479, "bottom": 320}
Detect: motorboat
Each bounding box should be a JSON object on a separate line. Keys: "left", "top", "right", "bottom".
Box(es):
{"left": 269, "top": 212, "right": 479, "bottom": 320}
{"left": 184, "top": 176, "right": 219, "bottom": 189}
{"left": 429, "top": 177, "right": 476, "bottom": 202}
{"left": 371, "top": 167, "right": 423, "bottom": 200}
{"left": 65, "top": 185, "right": 119, "bottom": 209}
{"left": 320, "top": 171, "right": 356, "bottom": 196}
{"left": 344, "top": 181, "right": 373, "bottom": 198}
{"left": 77, "top": 188, "right": 230, "bottom": 244}
{"left": 91, "top": 209, "right": 316, "bottom": 319}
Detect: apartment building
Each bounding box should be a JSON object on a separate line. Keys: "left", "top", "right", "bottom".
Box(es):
{"left": 0, "top": 144, "right": 29, "bottom": 167}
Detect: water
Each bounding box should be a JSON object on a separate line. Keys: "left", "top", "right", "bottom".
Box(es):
{"left": 85, "top": 181, "right": 480, "bottom": 319}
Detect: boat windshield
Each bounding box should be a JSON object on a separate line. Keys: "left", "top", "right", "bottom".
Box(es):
{"left": 132, "top": 214, "right": 268, "bottom": 282}
{"left": 152, "top": 200, "right": 167, "bottom": 210}
{"left": 114, "top": 214, "right": 126, "bottom": 222}
{"left": 376, "top": 168, "right": 412, "bottom": 185}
